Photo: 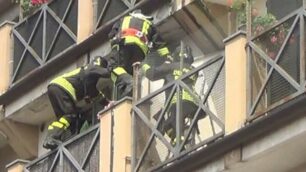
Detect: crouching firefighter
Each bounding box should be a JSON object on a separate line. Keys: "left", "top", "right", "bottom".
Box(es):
{"left": 43, "top": 56, "right": 132, "bottom": 149}
{"left": 143, "top": 44, "right": 206, "bottom": 146}
{"left": 104, "top": 10, "right": 172, "bottom": 96}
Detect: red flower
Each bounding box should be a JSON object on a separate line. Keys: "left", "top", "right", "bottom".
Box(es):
{"left": 227, "top": 0, "right": 233, "bottom": 6}
{"left": 268, "top": 51, "right": 277, "bottom": 60}
{"left": 31, "top": 0, "right": 48, "bottom": 5}
{"left": 270, "top": 35, "right": 278, "bottom": 44}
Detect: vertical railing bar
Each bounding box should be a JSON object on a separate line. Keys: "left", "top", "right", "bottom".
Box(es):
{"left": 247, "top": 45, "right": 252, "bottom": 117}
{"left": 59, "top": 147, "right": 63, "bottom": 172}
{"left": 300, "top": 13, "right": 305, "bottom": 91}
{"left": 131, "top": 62, "right": 141, "bottom": 171}
{"left": 48, "top": 151, "right": 60, "bottom": 172}
{"left": 43, "top": 7, "right": 47, "bottom": 61}
{"left": 209, "top": 114, "right": 216, "bottom": 135}
{"left": 175, "top": 84, "right": 182, "bottom": 156}
{"left": 131, "top": 0, "right": 136, "bottom": 6}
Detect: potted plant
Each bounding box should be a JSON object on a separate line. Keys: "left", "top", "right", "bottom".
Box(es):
{"left": 229, "top": 0, "right": 293, "bottom": 59}
{"left": 228, "top": 0, "right": 247, "bottom": 30}
{"left": 13, "top": 0, "right": 48, "bottom": 18}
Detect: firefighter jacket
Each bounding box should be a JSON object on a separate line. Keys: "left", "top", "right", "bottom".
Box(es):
{"left": 109, "top": 15, "right": 170, "bottom": 57}
{"left": 49, "top": 63, "right": 111, "bottom": 102}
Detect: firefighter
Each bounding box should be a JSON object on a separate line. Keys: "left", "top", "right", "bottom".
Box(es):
{"left": 105, "top": 10, "right": 171, "bottom": 95}
{"left": 143, "top": 44, "right": 206, "bottom": 145}
{"left": 43, "top": 56, "right": 129, "bottom": 149}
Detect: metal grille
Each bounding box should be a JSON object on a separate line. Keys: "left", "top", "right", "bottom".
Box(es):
{"left": 95, "top": 0, "right": 144, "bottom": 29}
{"left": 132, "top": 55, "right": 225, "bottom": 171}
{"left": 25, "top": 125, "right": 100, "bottom": 172}
{"left": 248, "top": 9, "right": 305, "bottom": 119}
{"left": 12, "top": 0, "right": 78, "bottom": 83}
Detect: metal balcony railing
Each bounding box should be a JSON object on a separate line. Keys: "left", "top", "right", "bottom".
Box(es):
{"left": 95, "top": 0, "right": 144, "bottom": 29}
{"left": 247, "top": 7, "right": 306, "bottom": 119}
{"left": 132, "top": 54, "right": 225, "bottom": 171}
{"left": 24, "top": 125, "right": 100, "bottom": 172}
{"left": 12, "top": 0, "right": 78, "bottom": 83}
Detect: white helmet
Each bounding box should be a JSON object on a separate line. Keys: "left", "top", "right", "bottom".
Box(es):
{"left": 130, "top": 10, "right": 153, "bottom": 21}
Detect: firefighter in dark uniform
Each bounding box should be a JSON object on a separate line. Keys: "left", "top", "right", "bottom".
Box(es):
{"left": 43, "top": 57, "right": 120, "bottom": 149}
{"left": 105, "top": 10, "right": 171, "bottom": 96}
{"left": 143, "top": 44, "right": 206, "bottom": 145}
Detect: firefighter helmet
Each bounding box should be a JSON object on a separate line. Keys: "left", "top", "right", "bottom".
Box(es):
{"left": 130, "top": 9, "right": 153, "bottom": 21}
{"left": 172, "top": 44, "right": 194, "bottom": 65}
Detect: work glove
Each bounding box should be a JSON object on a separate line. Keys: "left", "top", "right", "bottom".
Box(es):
{"left": 116, "top": 73, "right": 133, "bottom": 99}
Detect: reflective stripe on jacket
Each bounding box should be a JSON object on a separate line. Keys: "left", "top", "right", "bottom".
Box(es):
{"left": 50, "top": 68, "right": 81, "bottom": 101}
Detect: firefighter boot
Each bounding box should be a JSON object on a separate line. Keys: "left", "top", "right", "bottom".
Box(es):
{"left": 43, "top": 117, "right": 70, "bottom": 149}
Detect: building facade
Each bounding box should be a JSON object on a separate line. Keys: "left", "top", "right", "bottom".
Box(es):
{"left": 0, "top": 0, "right": 305, "bottom": 171}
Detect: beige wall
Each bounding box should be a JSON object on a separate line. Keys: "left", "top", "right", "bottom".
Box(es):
{"left": 0, "top": 119, "right": 38, "bottom": 159}
{"left": 0, "top": 145, "right": 18, "bottom": 172}
{"left": 0, "top": 22, "right": 13, "bottom": 95}
{"left": 224, "top": 32, "right": 247, "bottom": 134}
{"left": 77, "top": 0, "right": 93, "bottom": 43}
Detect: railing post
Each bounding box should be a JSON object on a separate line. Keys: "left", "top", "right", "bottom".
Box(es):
{"left": 77, "top": 0, "right": 94, "bottom": 43}
{"left": 0, "top": 22, "right": 14, "bottom": 96}
{"left": 223, "top": 31, "right": 247, "bottom": 169}
{"left": 224, "top": 31, "right": 247, "bottom": 134}
{"left": 131, "top": 62, "right": 141, "bottom": 172}
{"left": 99, "top": 99, "right": 133, "bottom": 172}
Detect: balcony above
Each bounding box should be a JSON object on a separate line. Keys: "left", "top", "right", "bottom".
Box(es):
{"left": 0, "top": 0, "right": 13, "bottom": 14}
